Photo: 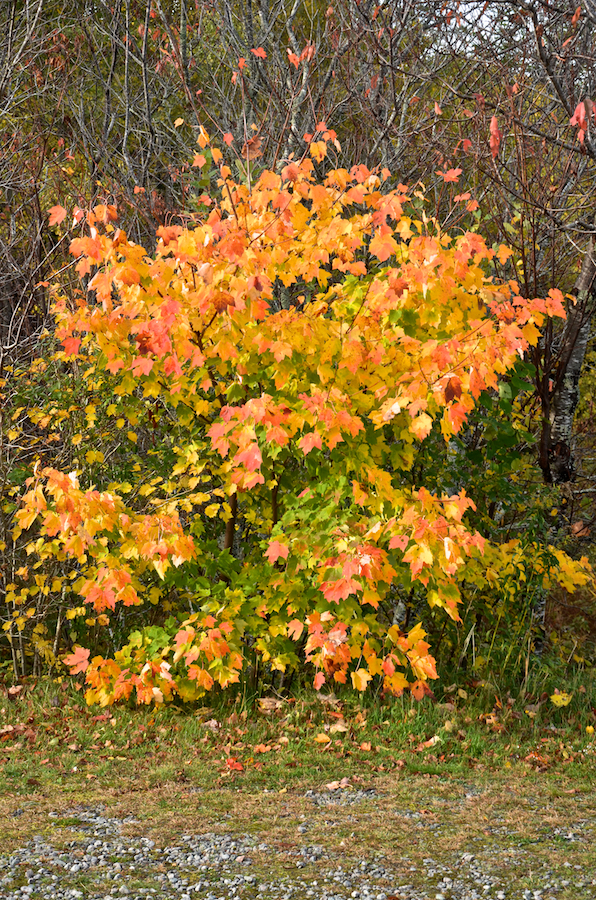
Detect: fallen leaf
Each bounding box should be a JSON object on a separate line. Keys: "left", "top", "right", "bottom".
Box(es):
{"left": 258, "top": 697, "right": 283, "bottom": 714}
{"left": 327, "top": 777, "right": 350, "bottom": 789}
{"left": 524, "top": 751, "right": 549, "bottom": 768}
{"left": 329, "top": 721, "right": 349, "bottom": 734}
{"left": 316, "top": 692, "right": 340, "bottom": 707}
{"left": 550, "top": 690, "right": 573, "bottom": 707}
{"left": 315, "top": 733, "right": 331, "bottom": 744}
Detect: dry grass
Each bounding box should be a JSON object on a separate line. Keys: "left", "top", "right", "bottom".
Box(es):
{"left": 2, "top": 765, "right": 596, "bottom": 883}
{"left": 1, "top": 675, "right": 596, "bottom": 899}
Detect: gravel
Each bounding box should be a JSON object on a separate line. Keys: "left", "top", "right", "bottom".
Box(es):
{"left": 2, "top": 793, "right": 596, "bottom": 900}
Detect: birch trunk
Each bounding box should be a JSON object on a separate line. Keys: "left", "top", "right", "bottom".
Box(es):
{"left": 541, "top": 239, "right": 596, "bottom": 483}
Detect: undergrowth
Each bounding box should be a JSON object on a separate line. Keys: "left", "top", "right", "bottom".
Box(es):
{"left": 0, "top": 654, "right": 594, "bottom": 803}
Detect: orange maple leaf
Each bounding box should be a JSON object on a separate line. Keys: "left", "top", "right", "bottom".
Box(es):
{"left": 63, "top": 646, "right": 91, "bottom": 675}
{"left": 265, "top": 540, "right": 289, "bottom": 564}
{"left": 48, "top": 205, "right": 67, "bottom": 227}
{"left": 235, "top": 443, "right": 262, "bottom": 471}
{"left": 437, "top": 168, "right": 462, "bottom": 182}
{"left": 299, "top": 431, "right": 322, "bottom": 454}
{"left": 314, "top": 672, "right": 326, "bottom": 690}
{"left": 489, "top": 116, "right": 502, "bottom": 158}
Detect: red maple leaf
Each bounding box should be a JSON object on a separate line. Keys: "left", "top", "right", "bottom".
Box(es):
{"left": 389, "top": 534, "right": 409, "bottom": 551}
{"left": 131, "top": 357, "right": 154, "bottom": 377}
{"left": 62, "top": 337, "right": 81, "bottom": 356}
{"left": 570, "top": 102, "right": 587, "bottom": 144}
{"left": 320, "top": 577, "right": 360, "bottom": 603}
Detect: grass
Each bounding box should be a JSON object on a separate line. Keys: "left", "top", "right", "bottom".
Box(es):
{"left": 1, "top": 669, "right": 596, "bottom": 898}
{"left": 1, "top": 668, "right": 595, "bottom": 796}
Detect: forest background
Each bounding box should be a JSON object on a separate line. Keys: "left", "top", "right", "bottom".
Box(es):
{"left": 2, "top": 0, "right": 596, "bottom": 716}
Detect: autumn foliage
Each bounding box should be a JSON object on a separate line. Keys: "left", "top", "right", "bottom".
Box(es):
{"left": 15, "top": 135, "right": 590, "bottom": 705}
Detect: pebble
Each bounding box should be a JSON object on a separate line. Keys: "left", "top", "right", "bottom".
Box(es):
{"left": 305, "top": 790, "right": 379, "bottom": 807}
{"left": 0, "top": 800, "right": 593, "bottom": 900}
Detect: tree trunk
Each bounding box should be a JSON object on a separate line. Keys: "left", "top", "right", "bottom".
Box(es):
{"left": 540, "top": 237, "right": 596, "bottom": 483}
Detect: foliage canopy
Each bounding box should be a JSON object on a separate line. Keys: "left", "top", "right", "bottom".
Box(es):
{"left": 14, "top": 137, "right": 591, "bottom": 704}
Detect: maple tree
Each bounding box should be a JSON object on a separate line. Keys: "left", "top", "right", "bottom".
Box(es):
{"left": 13, "top": 129, "right": 592, "bottom": 705}
{"left": 3, "top": 0, "right": 596, "bottom": 686}
{"left": 5, "top": 0, "right": 596, "bottom": 508}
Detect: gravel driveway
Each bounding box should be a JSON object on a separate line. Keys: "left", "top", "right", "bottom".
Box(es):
{"left": 2, "top": 784, "right": 595, "bottom": 900}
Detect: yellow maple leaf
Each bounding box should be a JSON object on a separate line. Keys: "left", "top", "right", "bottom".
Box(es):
{"left": 410, "top": 413, "right": 433, "bottom": 440}
{"left": 351, "top": 668, "right": 373, "bottom": 691}
{"left": 550, "top": 691, "right": 573, "bottom": 707}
